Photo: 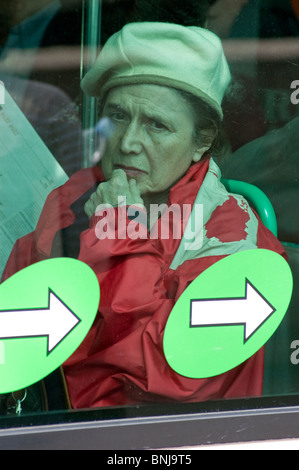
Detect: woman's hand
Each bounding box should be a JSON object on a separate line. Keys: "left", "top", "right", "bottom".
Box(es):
{"left": 84, "top": 169, "right": 144, "bottom": 218}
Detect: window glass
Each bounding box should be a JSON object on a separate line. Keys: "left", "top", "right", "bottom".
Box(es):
{"left": 0, "top": 0, "right": 298, "bottom": 443}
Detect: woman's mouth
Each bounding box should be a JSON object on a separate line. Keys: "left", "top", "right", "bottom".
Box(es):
{"left": 115, "top": 165, "right": 147, "bottom": 178}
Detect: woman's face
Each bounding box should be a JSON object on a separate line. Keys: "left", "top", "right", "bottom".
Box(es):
{"left": 101, "top": 84, "right": 207, "bottom": 200}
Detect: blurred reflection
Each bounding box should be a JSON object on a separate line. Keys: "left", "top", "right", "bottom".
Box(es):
{"left": 257, "top": 0, "right": 299, "bottom": 136}
{"left": 4, "top": 76, "right": 82, "bottom": 176}
{"left": 219, "top": 117, "right": 299, "bottom": 243}
{"left": 0, "top": 0, "right": 82, "bottom": 97}
{"left": 207, "top": 0, "right": 299, "bottom": 150}
{"left": 260, "top": 0, "right": 299, "bottom": 38}
{"left": 0, "top": 1, "right": 83, "bottom": 176}
{"left": 292, "top": 0, "right": 299, "bottom": 20}
{"left": 211, "top": 1, "right": 299, "bottom": 243}
{"left": 134, "top": 0, "right": 211, "bottom": 26}
{"left": 206, "top": 0, "right": 266, "bottom": 152}
{"left": 207, "top": 0, "right": 249, "bottom": 38}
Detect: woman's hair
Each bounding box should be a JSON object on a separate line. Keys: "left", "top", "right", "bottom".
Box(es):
{"left": 134, "top": 0, "right": 212, "bottom": 27}
{"left": 175, "top": 88, "right": 228, "bottom": 159}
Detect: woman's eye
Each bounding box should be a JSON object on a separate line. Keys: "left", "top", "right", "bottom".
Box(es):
{"left": 110, "top": 112, "right": 126, "bottom": 122}
{"left": 148, "top": 119, "right": 167, "bottom": 131}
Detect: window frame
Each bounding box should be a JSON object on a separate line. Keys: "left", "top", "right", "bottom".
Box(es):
{"left": 1, "top": 395, "right": 299, "bottom": 449}
{"left": 81, "top": 0, "right": 102, "bottom": 167}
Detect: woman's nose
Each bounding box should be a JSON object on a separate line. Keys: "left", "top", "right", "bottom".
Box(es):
{"left": 120, "top": 121, "right": 143, "bottom": 155}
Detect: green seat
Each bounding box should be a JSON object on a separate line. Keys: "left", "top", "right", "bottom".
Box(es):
{"left": 221, "top": 178, "right": 278, "bottom": 237}
{"left": 222, "top": 178, "right": 298, "bottom": 397}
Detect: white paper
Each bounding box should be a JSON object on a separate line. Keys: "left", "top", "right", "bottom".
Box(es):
{"left": 0, "top": 81, "right": 4, "bottom": 105}
{"left": 0, "top": 88, "right": 69, "bottom": 278}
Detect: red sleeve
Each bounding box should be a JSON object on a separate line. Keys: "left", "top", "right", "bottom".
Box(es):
{"left": 1, "top": 167, "right": 103, "bottom": 283}
{"left": 1, "top": 232, "right": 46, "bottom": 283}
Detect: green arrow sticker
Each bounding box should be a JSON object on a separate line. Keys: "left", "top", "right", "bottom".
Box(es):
{"left": 163, "top": 249, "right": 293, "bottom": 378}
{"left": 0, "top": 258, "right": 100, "bottom": 393}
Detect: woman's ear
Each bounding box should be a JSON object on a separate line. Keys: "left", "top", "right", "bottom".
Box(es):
{"left": 192, "top": 145, "right": 210, "bottom": 162}
{"left": 192, "top": 128, "right": 216, "bottom": 162}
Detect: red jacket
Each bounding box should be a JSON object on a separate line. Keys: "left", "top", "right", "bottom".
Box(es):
{"left": 2, "top": 158, "right": 287, "bottom": 408}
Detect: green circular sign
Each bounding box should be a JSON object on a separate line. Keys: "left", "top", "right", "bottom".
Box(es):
{"left": 0, "top": 258, "right": 100, "bottom": 393}
{"left": 163, "top": 249, "right": 293, "bottom": 378}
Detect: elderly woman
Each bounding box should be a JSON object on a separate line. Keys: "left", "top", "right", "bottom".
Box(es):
{"left": 3, "top": 22, "right": 286, "bottom": 409}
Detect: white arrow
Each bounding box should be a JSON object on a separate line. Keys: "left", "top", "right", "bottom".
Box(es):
{"left": 190, "top": 279, "right": 275, "bottom": 343}
{"left": 0, "top": 289, "right": 80, "bottom": 354}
